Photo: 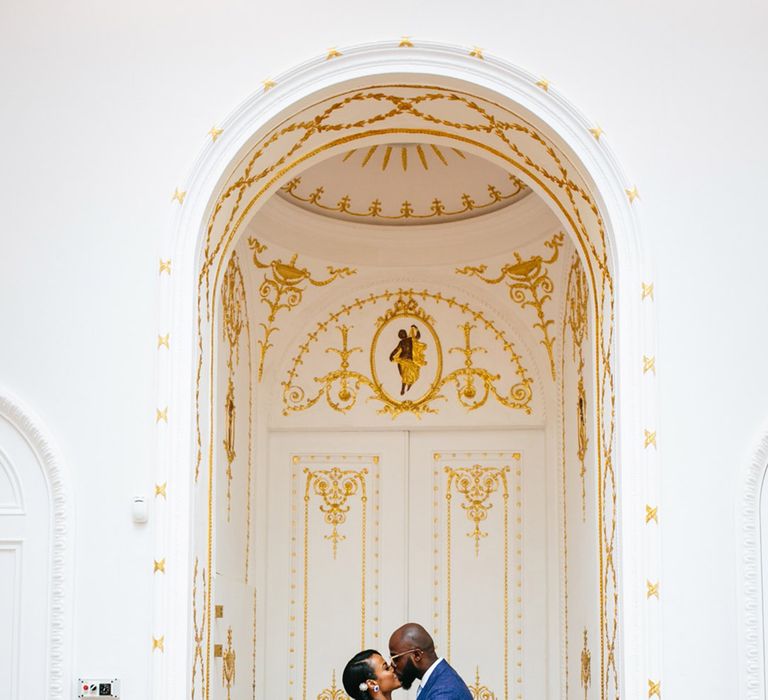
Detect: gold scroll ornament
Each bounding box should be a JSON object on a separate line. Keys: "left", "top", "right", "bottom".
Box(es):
{"left": 247, "top": 238, "right": 355, "bottom": 381}
{"left": 457, "top": 232, "right": 564, "bottom": 380}
{"left": 283, "top": 292, "right": 533, "bottom": 418}
{"left": 468, "top": 667, "right": 497, "bottom": 700}
{"left": 316, "top": 671, "right": 347, "bottom": 700}
{"left": 305, "top": 466, "right": 367, "bottom": 559}
{"left": 446, "top": 464, "right": 510, "bottom": 557}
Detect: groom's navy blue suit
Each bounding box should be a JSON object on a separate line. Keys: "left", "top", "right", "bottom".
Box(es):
{"left": 417, "top": 659, "right": 472, "bottom": 700}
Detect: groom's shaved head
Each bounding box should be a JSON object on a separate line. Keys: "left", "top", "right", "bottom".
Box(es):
{"left": 389, "top": 622, "right": 438, "bottom": 687}
{"left": 390, "top": 623, "right": 435, "bottom": 653}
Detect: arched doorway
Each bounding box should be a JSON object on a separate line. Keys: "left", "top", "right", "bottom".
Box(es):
{"left": 0, "top": 391, "right": 73, "bottom": 700}
{"left": 151, "top": 43, "right": 659, "bottom": 700}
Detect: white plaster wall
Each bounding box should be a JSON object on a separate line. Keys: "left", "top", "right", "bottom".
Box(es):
{"left": 1, "top": 1, "right": 766, "bottom": 699}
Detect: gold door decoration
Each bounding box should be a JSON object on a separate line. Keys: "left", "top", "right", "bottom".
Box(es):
{"left": 469, "top": 668, "right": 497, "bottom": 700}
{"left": 447, "top": 464, "right": 509, "bottom": 557}
{"left": 289, "top": 455, "right": 380, "bottom": 700}
{"left": 306, "top": 466, "right": 367, "bottom": 559}
{"left": 439, "top": 453, "right": 522, "bottom": 700}
{"left": 457, "top": 232, "right": 565, "bottom": 380}
{"left": 247, "top": 238, "right": 355, "bottom": 380}
{"left": 222, "top": 627, "right": 236, "bottom": 700}
{"left": 282, "top": 290, "right": 534, "bottom": 418}
{"left": 315, "top": 671, "right": 346, "bottom": 700}
{"left": 195, "top": 85, "right": 618, "bottom": 700}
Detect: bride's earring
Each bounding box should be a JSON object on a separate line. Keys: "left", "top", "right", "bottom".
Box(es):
{"left": 373, "top": 685, "right": 380, "bottom": 693}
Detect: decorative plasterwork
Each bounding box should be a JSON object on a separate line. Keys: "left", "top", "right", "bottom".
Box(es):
{"left": 565, "top": 254, "right": 590, "bottom": 521}
{"left": 191, "top": 557, "right": 207, "bottom": 700}
{"left": 0, "top": 390, "right": 73, "bottom": 700}
{"left": 468, "top": 667, "right": 497, "bottom": 700}
{"left": 157, "top": 41, "right": 655, "bottom": 700}
{"left": 277, "top": 144, "right": 528, "bottom": 225}
{"left": 247, "top": 238, "right": 355, "bottom": 380}
{"left": 281, "top": 290, "right": 534, "bottom": 418}
{"left": 457, "top": 232, "right": 564, "bottom": 379}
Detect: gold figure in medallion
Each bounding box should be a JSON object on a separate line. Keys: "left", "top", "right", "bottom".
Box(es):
{"left": 389, "top": 324, "right": 427, "bottom": 395}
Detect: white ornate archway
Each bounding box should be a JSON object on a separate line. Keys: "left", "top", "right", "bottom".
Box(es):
{"left": 151, "top": 41, "right": 660, "bottom": 700}
{"left": 0, "top": 389, "right": 74, "bottom": 700}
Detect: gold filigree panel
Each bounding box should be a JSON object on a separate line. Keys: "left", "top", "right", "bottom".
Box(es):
{"left": 288, "top": 454, "right": 381, "bottom": 700}
{"left": 433, "top": 451, "right": 523, "bottom": 700}
{"left": 469, "top": 667, "right": 498, "bottom": 700}
{"left": 457, "top": 232, "right": 564, "bottom": 380}
{"left": 247, "top": 238, "right": 355, "bottom": 380}
{"left": 282, "top": 290, "right": 534, "bottom": 418}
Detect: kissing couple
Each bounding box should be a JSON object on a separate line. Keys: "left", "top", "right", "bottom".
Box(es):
{"left": 342, "top": 623, "right": 472, "bottom": 700}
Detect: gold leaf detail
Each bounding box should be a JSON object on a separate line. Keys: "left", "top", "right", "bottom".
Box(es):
{"left": 306, "top": 466, "right": 367, "bottom": 558}
{"left": 457, "top": 232, "right": 564, "bottom": 379}
{"left": 446, "top": 464, "right": 509, "bottom": 556}
{"left": 248, "top": 238, "right": 355, "bottom": 381}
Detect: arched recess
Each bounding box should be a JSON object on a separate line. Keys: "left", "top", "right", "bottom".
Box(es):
{"left": 738, "top": 421, "right": 768, "bottom": 700}
{"left": 151, "top": 42, "right": 659, "bottom": 700}
{"left": 0, "top": 389, "right": 74, "bottom": 700}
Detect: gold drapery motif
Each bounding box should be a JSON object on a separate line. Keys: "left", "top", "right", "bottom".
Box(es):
{"left": 457, "top": 232, "right": 564, "bottom": 379}
{"left": 247, "top": 238, "right": 355, "bottom": 380}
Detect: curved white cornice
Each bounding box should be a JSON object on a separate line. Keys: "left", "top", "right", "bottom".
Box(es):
{"left": 247, "top": 186, "right": 562, "bottom": 268}
{"left": 739, "top": 421, "right": 768, "bottom": 700}
{"left": 0, "top": 389, "right": 74, "bottom": 700}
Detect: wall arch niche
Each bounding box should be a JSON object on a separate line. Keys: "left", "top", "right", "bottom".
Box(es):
{"left": 152, "top": 43, "right": 659, "bottom": 700}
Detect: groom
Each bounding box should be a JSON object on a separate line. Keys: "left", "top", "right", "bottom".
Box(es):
{"left": 388, "top": 623, "right": 472, "bottom": 699}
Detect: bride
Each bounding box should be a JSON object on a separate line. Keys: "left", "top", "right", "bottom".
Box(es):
{"left": 342, "top": 649, "right": 402, "bottom": 700}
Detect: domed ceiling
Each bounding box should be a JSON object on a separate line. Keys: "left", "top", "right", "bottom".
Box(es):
{"left": 276, "top": 142, "right": 530, "bottom": 226}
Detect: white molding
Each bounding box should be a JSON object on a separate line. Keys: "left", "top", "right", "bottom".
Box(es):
{"left": 739, "top": 421, "right": 768, "bottom": 700}
{"left": 157, "top": 40, "right": 656, "bottom": 699}
{"left": 0, "top": 389, "right": 74, "bottom": 700}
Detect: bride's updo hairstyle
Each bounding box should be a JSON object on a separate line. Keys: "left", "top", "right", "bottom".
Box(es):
{"left": 342, "top": 649, "right": 378, "bottom": 700}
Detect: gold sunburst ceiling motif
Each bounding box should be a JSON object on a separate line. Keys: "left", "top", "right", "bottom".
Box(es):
{"left": 276, "top": 142, "right": 530, "bottom": 226}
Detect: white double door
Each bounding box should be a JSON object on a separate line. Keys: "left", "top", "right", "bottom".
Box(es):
{"left": 264, "top": 429, "right": 548, "bottom": 700}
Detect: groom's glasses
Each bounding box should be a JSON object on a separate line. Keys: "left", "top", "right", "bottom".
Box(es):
{"left": 389, "top": 648, "right": 420, "bottom": 667}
